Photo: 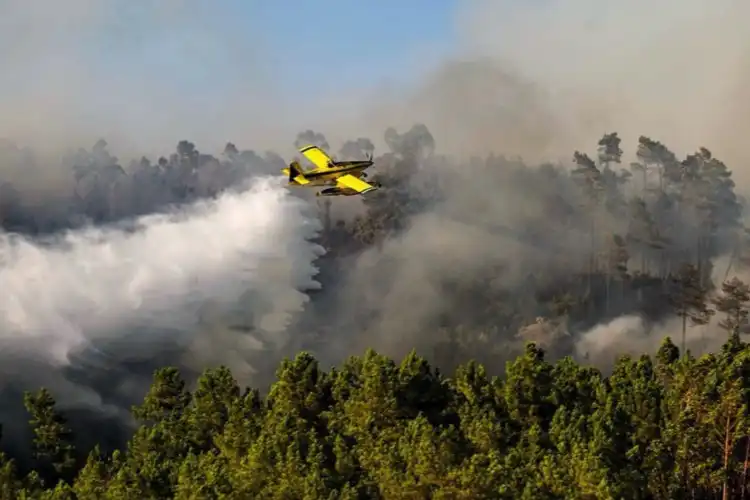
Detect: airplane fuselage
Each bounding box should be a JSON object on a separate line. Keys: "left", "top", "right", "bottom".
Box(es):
{"left": 283, "top": 160, "right": 376, "bottom": 196}
{"left": 304, "top": 165, "right": 369, "bottom": 186}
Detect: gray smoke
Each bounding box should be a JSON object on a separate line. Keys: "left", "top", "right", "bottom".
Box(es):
{"left": 0, "top": 176, "right": 322, "bottom": 421}
{"left": 1, "top": 0, "right": 749, "bottom": 439}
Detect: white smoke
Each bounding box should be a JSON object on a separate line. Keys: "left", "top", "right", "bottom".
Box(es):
{"left": 0, "top": 176, "right": 323, "bottom": 402}
{"left": 575, "top": 311, "right": 750, "bottom": 371}
{"left": 575, "top": 315, "right": 661, "bottom": 365}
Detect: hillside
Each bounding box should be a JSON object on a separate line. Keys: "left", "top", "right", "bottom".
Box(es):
{"left": 1, "top": 127, "right": 750, "bottom": 498}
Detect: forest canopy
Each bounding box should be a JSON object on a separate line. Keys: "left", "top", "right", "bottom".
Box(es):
{"left": 2, "top": 337, "right": 750, "bottom": 498}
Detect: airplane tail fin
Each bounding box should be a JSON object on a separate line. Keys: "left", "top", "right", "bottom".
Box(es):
{"left": 288, "top": 160, "right": 304, "bottom": 182}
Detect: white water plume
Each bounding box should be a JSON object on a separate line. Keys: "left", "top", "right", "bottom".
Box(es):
{"left": 0, "top": 176, "right": 323, "bottom": 370}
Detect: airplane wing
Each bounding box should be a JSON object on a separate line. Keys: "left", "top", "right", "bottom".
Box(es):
{"left": 299, "top": 145, "right": 334, "bottom": 170}
{"left": 336, "top": 174, "right": 377, "bottom": 194}
{"left": 282, "top": 167, "right": 309, "bottom": 184}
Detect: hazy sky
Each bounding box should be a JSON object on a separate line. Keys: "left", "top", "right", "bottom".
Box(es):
{"left": 5, "top": 0, "right": 750, "bottom": 172}
{"left": 252, "top": 0, "right": 459, "bottom": 96}
{"left": 0, "top": 0, "right": 460, "bottom": 153}
{"left": 69, "top": 1, "right": 460, "bottom": 99}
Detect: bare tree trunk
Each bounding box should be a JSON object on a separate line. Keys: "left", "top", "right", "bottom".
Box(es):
{"left": 605, "top": 275, "right": 610, "bottom": 314}
{"left": 724, "top": 416, "right": 731, "bottom": 500}
{"left": 741, "top": 437, "right": 749, "bottom": 500}
{"left": 658, "top": 166, "right": 663, "bottom": 191}
{"left": 725, "top": 245, "right": 738, "bottom": 282}
{"left": 682, "top": 314, "right": 687, "bottom": 356}
{"left": 697, "top": 238, "right": 703, "bottom": 287}
{"left": 589, "top": 217, "right": 596, "bottom": 291}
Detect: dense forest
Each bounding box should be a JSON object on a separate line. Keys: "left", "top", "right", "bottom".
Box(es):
{"left": 3, "top": 337, "right": 750, "bottom": 498}
{"left": 1, "top": 124, "right": 750, "bottom": 497}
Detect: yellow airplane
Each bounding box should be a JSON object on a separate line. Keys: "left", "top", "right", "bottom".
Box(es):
{"left": 281, "top": 144, "right": 380, "bottom": 197}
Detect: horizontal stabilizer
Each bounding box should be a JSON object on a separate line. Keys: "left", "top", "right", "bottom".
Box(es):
{"left": 283, "top": 161, "right": 309, "bottom": 185}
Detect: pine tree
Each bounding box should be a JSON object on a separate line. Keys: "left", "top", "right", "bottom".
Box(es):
{"left": 712, "top": 277, "right": 750, "bottom": 336}
{"left": 0, "top": 453, "right": 20, "bottom": 500}
{"left": 186, "top": 366, "right": 240, "bottom": 452}
{"left": 572, "top": 151, "right": 604, "bottom": 294}
{"left": 667, "top": 263, "right": 714, "bottom": 355}
{"left": 131, "top": 367, "right": 191, "bottom": 424}
{"left": 23, "top": 389, "right": 76, "bottom": 485}
{"left": 72, "top": 447, "right": 108, "bottom": 500}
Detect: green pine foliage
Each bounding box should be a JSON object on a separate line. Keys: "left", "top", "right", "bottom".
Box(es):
{"left": 0, "top": 337, "right": 749, "bottom": 498}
